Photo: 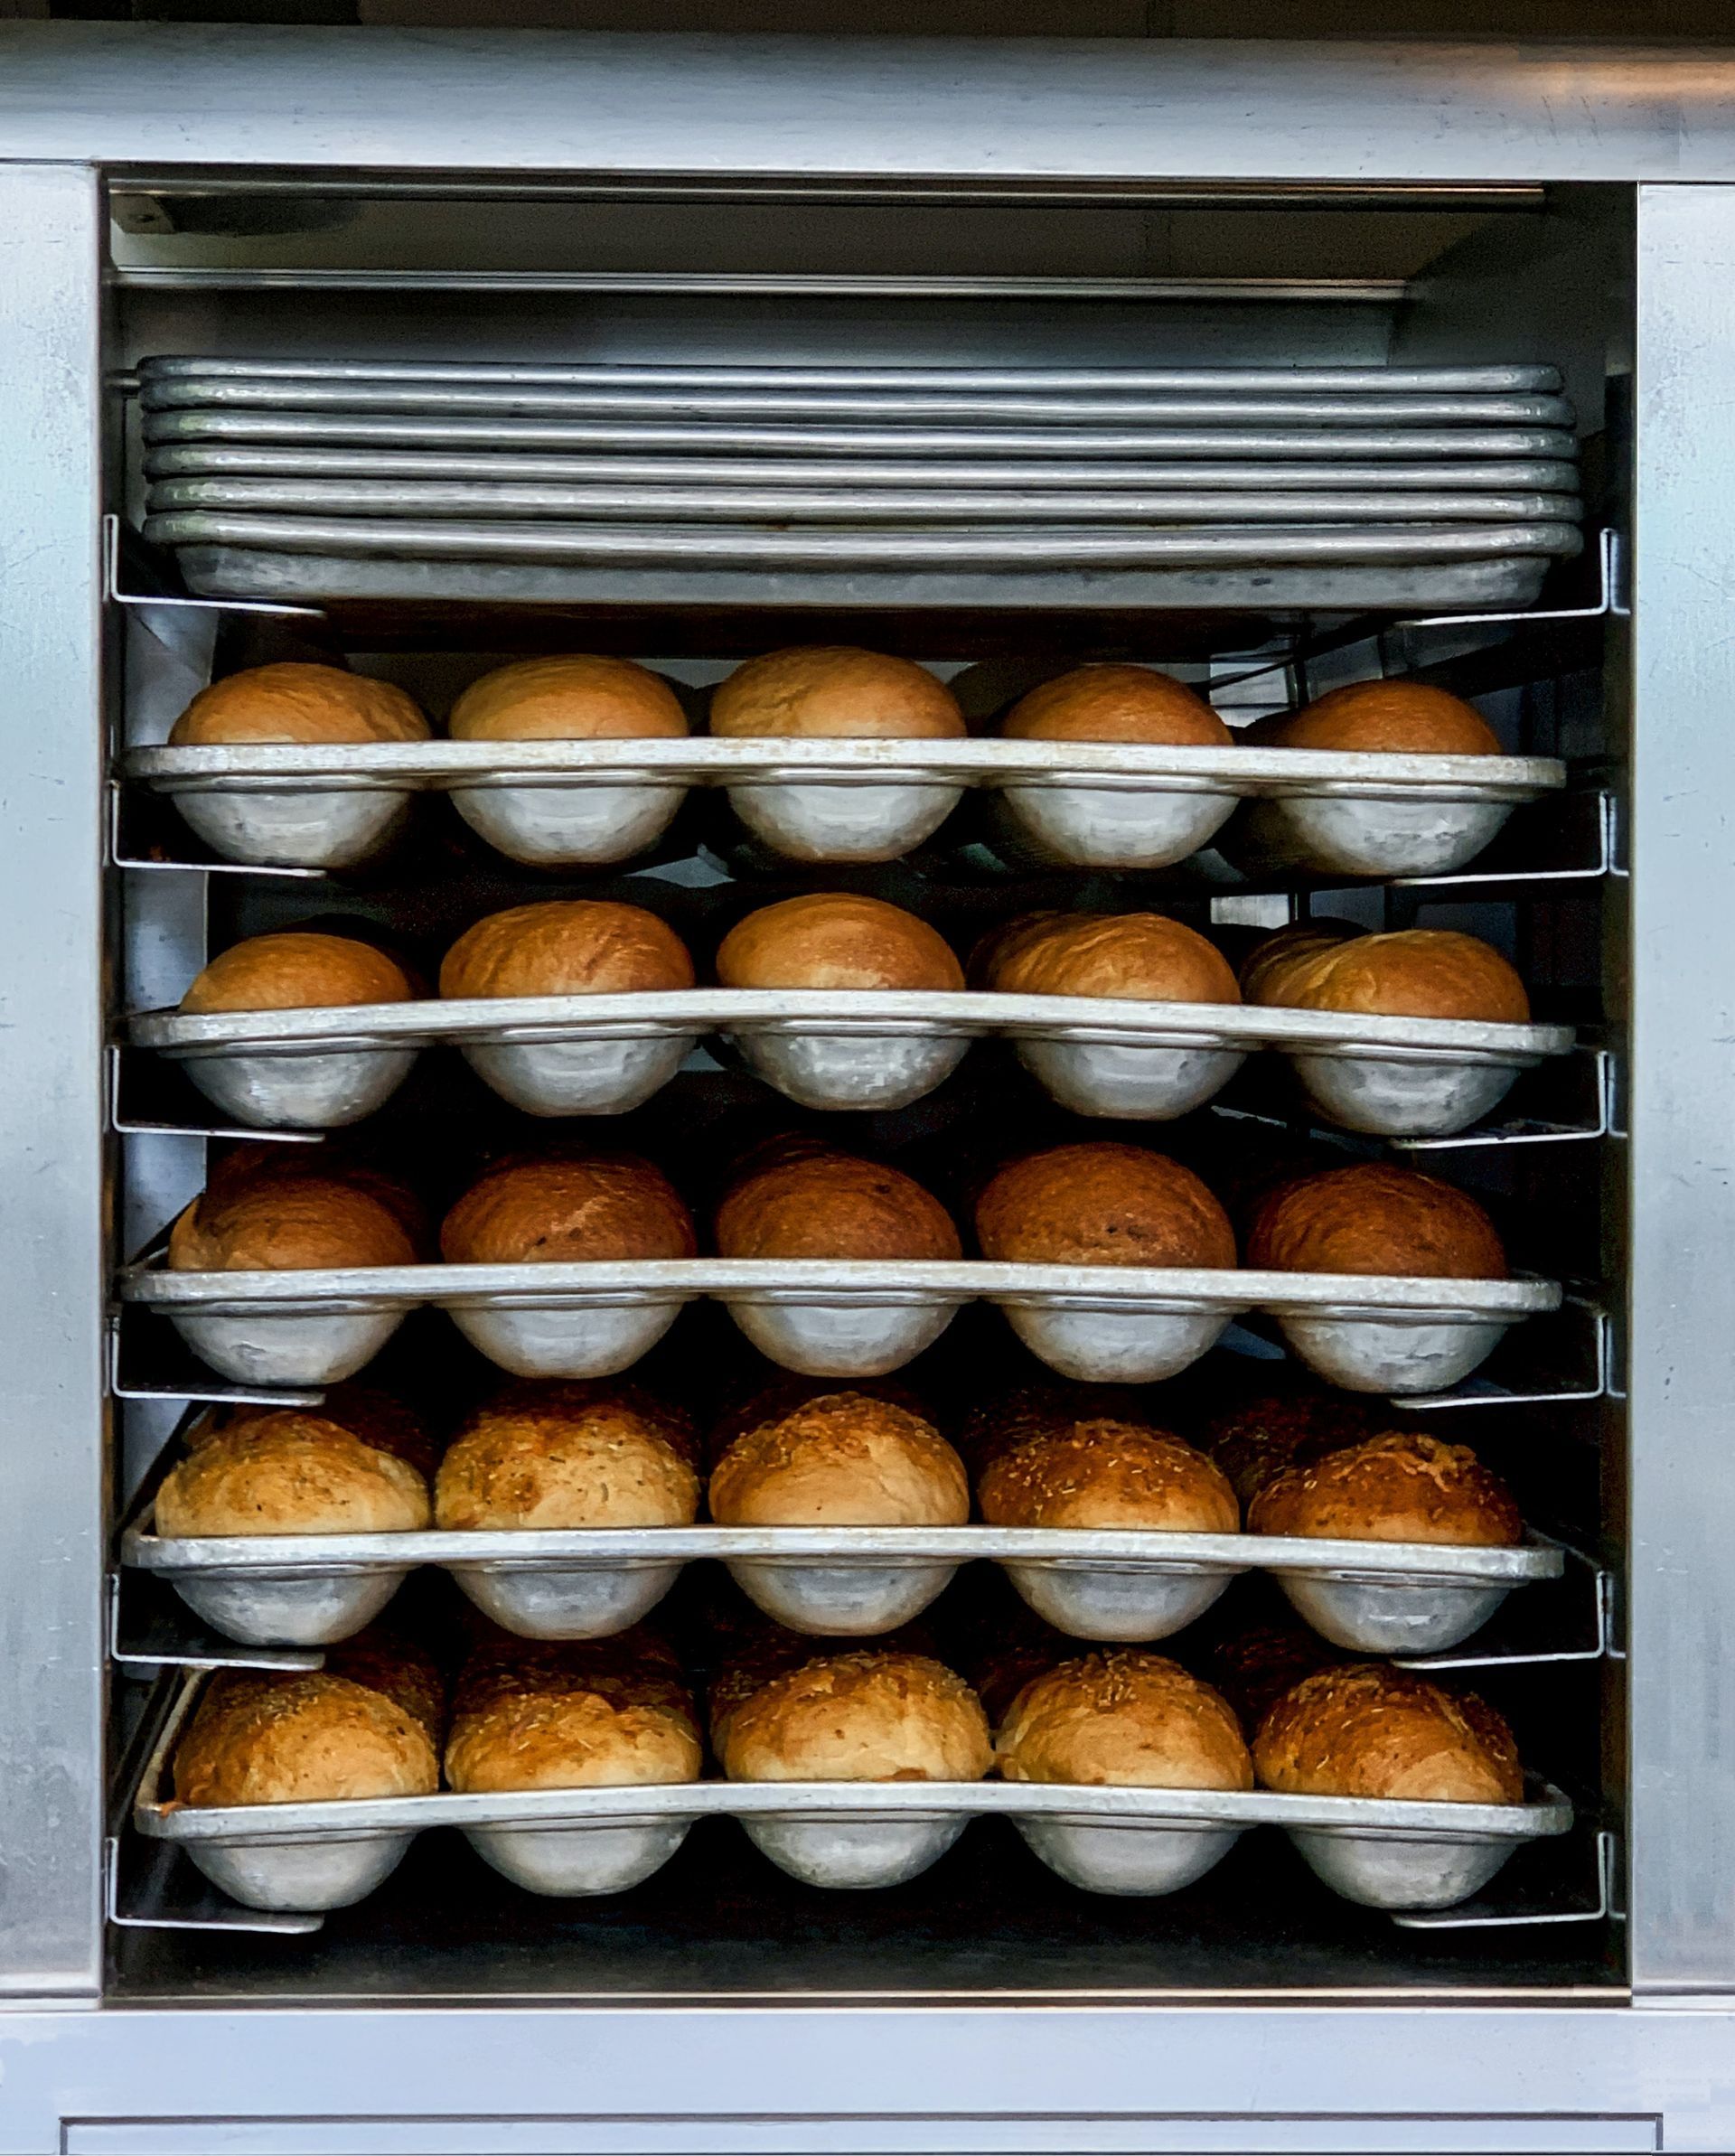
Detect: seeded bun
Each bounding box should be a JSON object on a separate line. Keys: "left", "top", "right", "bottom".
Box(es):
{"left": 978, "top": 1416, "right": 1238, "bottom": 1533}
{"left": 1249, "top": 1430, "right": 1522, "bottom": 1547}
{"left": 717, "top": 1150, "right": 960, "bottom": 1262}
{"left": 712, "top": 1647, "right": 991, "bottom": 1782}
{"left": 1266, "top": 680, "right": 1504, "bottom": 757}
{"left": 440, "top": 900, "right": 694, "bottom": 1000}
{"left": 1201, "top": 1389, "right": 1387, "bottom": 1509}
{"left": 1002, "top": 665, "right": 1232, "bottom": 746}
{"left": 435, "top": 1380, "right": 699, "bottom": 1530}
{"left": 440, "top": 1154, "right": 696, "bottom": 1266}
{"left": 986, "top": 911, "right": 1239, "bottom": 1005}
{"left": 716, "top": 893, "right": 963, "bottom": 992}
{"left": 710, "top": 647, "right": 965, "bottom": 740}
{"left": 710, "top": 1390, "right": 969, "bottom": 1527}
{"left": 1246, "top": 1162, "right": 1507, "bottom": 1280}
{"left": 448, "top": 654, "right": 689, "bottom": 741}
{"left": 156, "top": 1412, "right": 432, "bottom": 1537}
{"left": 187, "top": 1383, "right": 436, "bottom": 1479}
{"left": 170, "top": 662, "right": 429, "bottom": 746}
{"left": 180, "top": 933, "right": 414, "bottom": 1016}
{"left": 1244, "top": 925, "right": 1530, "bottom": 1026}
{"left": 168, "top": 1155, "right": 422, "bottom": 1273}
{"left": 445, "top": 1638, "right": 701, "bottom": 1793}
{"left": 996, "top": 1651, "right": 1252, "bottom": 1788}
{"left": 1253, "top": 1663, "right": 1524, "bottom": 1804}
{"left": 975, "top": 1143, "right": 1236, "bottom": 1270}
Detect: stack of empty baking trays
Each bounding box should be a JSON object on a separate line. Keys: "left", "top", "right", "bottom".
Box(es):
{"left": 137, "top": 358, "right": 1586, "bottom": 613}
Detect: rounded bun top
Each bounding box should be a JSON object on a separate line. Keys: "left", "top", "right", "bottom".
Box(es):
{"left": 975, "top": 1143, "right": 1236, "bottom": 1270}
{"left": 168, "top": 1155, "right": 423, "bottom": 1273}
{"left": 156, "top": 1412, "right": 432, "bottom": 1537}
{"left": 1249, "top": 1430, "right": 1523, "bottom": 1547}
{"left": 710, "top": 646, "right": 965, "bottom": 740}
{"left": 709, "top": 1389, "right": 970, "bottom": 1527}
{"left": 440, "top": 899, "right": 694, "bottom": 1000}
{"left": 1244, "top": 925, "right": 1530, "bottom": 1026}
{"left": 1237, "top": 920, "right": 1361, "bottom": 1007}
{"left": 1002, "top": 664, "right": 1232, "bottom": 746}
{"left": 170, "top": 662, "right": 430, "bottom": 747}
{"left": 996, "top": 1651, "right": 1252, "bottom": 1789}
{"left": 716, "top": 893, "right": 963, "bottom": 992}
{"left": 1201, "top": 1388, "right": 1387, "bottom": 1510}
{"left": 1268, "top": 680, "right": 1504, "bottom": 757}
{"left": 180, "top": 932, "right": 415, "bottom": 1016}
{"left": 986, "top": 911, "right": 1240, "bottom": 1006}
{"left": 716, "top": 1149, "right": 960, "bottom": 1262}
{"left": 978, "top": 1415, "right": 1238, "bottom": 1533}
{"left": 445, "top": 1637, "right": 701, "bottom": 1794}
{"left": 189, "top": 1382, "right": 436, "bottom": 1479}
{"left": 448, "top": 655, "right": 689, "bottom": 742}
{"left": 440, "top": 1153, "right": 696, "bottom": 1266}
{"left": 712, "top": 1646, "right": 991, "bottom": 1782}
{"left": 1253, "top": 1662, "right": 1524, "bottom": 1804}
{"left": 435, "top": 1380, "right": 699, "bottom": 1531}
{"left": 1246, "top": 1162, "right": 1507, "bottom": 1280}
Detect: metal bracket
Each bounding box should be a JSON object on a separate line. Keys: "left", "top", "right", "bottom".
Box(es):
{"left": 107, "top": 778, "right": 326, "bottom": 878}
{"left": 1395, "top": 788, "right": 1622, "bottom": 889}
{"left": 1392, "top": 1542, "right": 1616, "bottom": 1673}
{"left": 105, "top": 1829, "right": 323, "bottom": 1937}
{"left": 107, "top": 1042, "right": 324, "bottom": 1145}
{"left": 1401, "top": 526, "right": 1628, "bottom": 632}
{"left": 108, "top": 1569, "right": 323, "bottom": 1676}
{"left": 1407, "top": 1296, "right": 1616, "bottom": 1412}
{"left": 1393, "top": 1828, "right": 1621, "bottom": 1931}
{"left": 108, "top": 1310, "right": 324, "bottom": 1410}
{"left": 1394, "top": 1046, "right": 1619, "bottom": 1154}
{"left": 103, "top": 511, "right": 324, "bottom": 621}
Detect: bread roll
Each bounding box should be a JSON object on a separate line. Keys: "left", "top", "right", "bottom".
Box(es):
{"left": 180, "top": 932, "right": 414, "bottom": 1016}
{"left": 975, "top": 1143, "right": 1236, "bottom": 1270}
{"left": 168, "top": 1157, "right": 422, "bottom": 1273}
{"left": 157, "top": 1412, "right": 432, "bottom": 1537}
{"left": 711, "top": 646, "right": 965, "bottom": 740}
{"left": 1003, "top": 664, "right": 1232, "bottom": 746}
{"left": 716, "top": 893, "right": 963, "bottom": 992}
{"left": 985, "top": 911, "right": 1239, "bottom": 1005}
{"left": 436, "top": 1380, "right": 699, "bottom": 1530}
{"left": 440, "top": 1154, "right": 696, "bottom": 1265}
{"left": 1253, "top": 1662, "right": 1524, "bottom": 1804}
{"left": 187, "top": 1383, "right": 436, "bottom": 1478}
{"left": 996, "top": 1651, "right": 1252, "bottom": 1788}
{"left": 440, "top": 899, "right": 694, "bottom": 1000}
{"left": 716, "top": 1149, "right": 961, "bottom": 1262}
{"left": 712, "top": 1647, "right": 991, "bottom": 1782}
{"left": 445, "top": 1638, "right": 701, "bottom": 1793}
{"left": 448, "top": 654, "right": 689, "bottom": 741}
{"left": 1246, "top": 1162, "right": 1507, "bottom": 1280}
{"left": 1205, "top": 1608, "right": 1345, "bottom": 1736}
{"left": 170, "top": 662, "right": 429, "bottom": 746}
{"left": 1201, "top": 1388, "right": 1386, "bottom": 1509}
{"left": 1268, "top": 680, "right": 1504, "bottom": 756}
{"left": 1250, "top": 1430, "right": 1522, "bottom": 1547}
{"left": 710, "top": 1390, "right": 969, "bottom": 1526}
{"left": 1244, "top": 925, "right": 1529, "bottom": 1026}
{"left": 1236, "top": 919, "right": 1362, "bottom": 1007}
{"left": 978, "top": 1416, "right": 1238, "bottom": 1533}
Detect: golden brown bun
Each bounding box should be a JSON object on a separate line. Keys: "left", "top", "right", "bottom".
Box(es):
{"left": 1249, "top": 1430, "right": 1522, "bottom": 1547}
{"left": 985, "top": 911, "right": 1239, "bottom": 1005}
{"left": 713, "top": 1648, "right": 991, "bottom": 1782}
{"left": 156, "top": 1414, "right": 432, "bottom": 1537}
{"left": 1268, "top": 680, "right": 1504, "bottom": 757}
{"left": 440, "top": 1155, "right": 696, "bottom": 1266}
{"left": 996, "top": 1652, "right": 1252, "bottom": 1788}
{"left": 1245, "top": 926, "right": 1530, "bottom": 1026}
{"left": 710, "top": 1391, "right": 969, "bottom": 1527}
{"left": 716, "top": 893, "right": 963, "bottom": 992}
{"left": 170, "top": 662, "right": 429, "bottom": 747}
{"left": 1236, "top": 920, "right": 1362, "bottom": 1006}
{"left": 978, "top": 1418, "right": 1238, "bottom": 1533}
{"left": 1201, "top": 1390, "right": 1387, "bottom": 1509}
{"left": 1253, "top": 1663, "right": 1524, "bottom": 1804}
{"left": 436, "top": 1381, "right": 700, "bottom": 1530}
{"left": 1002, "top": 665, "right": 1232, "bottom": 746}
{"left": 716, "top": 1151, "right": 960, "bottom": 1262}
{"left": 188, "top": 1383, "right": 436, "bottom": 1479}
{"left": 448, "top": 655, "right": 689, "bottom": 742}
{"left": 440, "top": 900, "right": 694, "bottom": 1000}
{"left": 445, "top": 1639, "right": 701, "bottom": 1793}
{"left": 711, "top": 647, "right": 965, "bottom": 740}
{"left": 975, "top": 1143, "right": 1236, "bottom": 1270}
{"left": 168, "top": 1160, "right": 422, "bottom": 1273}
{"left": 180, "top": 933, "right": 414, "bottom": 1016}
{"left": 1246, "top": 1163, "right": 1507, "bottom": 1280}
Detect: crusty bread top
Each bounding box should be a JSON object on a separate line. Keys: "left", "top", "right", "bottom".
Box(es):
{"left": 1246, "top": 1162, "right": 1507, "bottom": 1280}
{"left": 716, "top": 1150, "right": 961, "bottom": 1261}
{"left": 439, "top": 899, "right": 694, "bottom": 999}
{"left": 1200, "top": 1389, "right": 1387, "bottom": 1509}
{"left": 1002, "top": 664, "right": 1232, "bottom": 745}
{"left": 1249, "top": 1430, "right": 1522, "bottom": 1547}
{"left": 170, "top": 662, "right": 429, "bottom": 746}
{"left": 975, "top": 1143, "right": 1237, "bottom": 1270}
{"left": 156, "top": 1415, "right": 432, "bottom": 1537}
{"left": 435, "top": 1382, "right": 700, "bottom": 1531}
{"left": 1267, "top": 680, "right": 1504, "bottom": 756}
{"left": 710, "top": 646, "right": 965, "bottom": 739}
{"left": 180, "top": 932, "right": 415, "bottom": 1016}
{"left": 1236, "top": 919, "right": 1363, "bottom": 1006}
{"left": 1253, "top": 1661, "right": 1524, "bottom": 1804}
{"left": 985, "top": 910, "right": 1240, "bottom": 1005}
{"left": 440, "top": 1154, "right": 696, "bottom": 1266}
{"left": 978, "top": 1418, "right": 1239, "bottom": 1533}
{"left": 996, "top": 1651, "right": 1252, "bottom": 1789}
{"left": 188, "top": 1383, "right": 436, "bottom": 1478}
{"left": 168, "top": 1162, "right": 422, "bottom": 1273}
{"left": 716, "top": 892, "right": 963, "bottom": 992}
{"left": 709, "top": 1390, "right": 970, "bottom": 1527}
{"left": 445, "top": 1639, "right": 701, "bottom": 1793}
{"left": 712, "top": 1647, "right": 991, "bottom": 1783}
{"left": 448, "top": 654, "right": 689, "bottom": 741}
{"left": 1244, "top": 925, "right": 1530, "bottom": 1025}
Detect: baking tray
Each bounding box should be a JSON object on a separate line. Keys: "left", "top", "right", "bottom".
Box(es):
{"left": 118, "top": 1255, "right": 1562, "bottom": 1392}
{"left": 132, "top": 1670, "right": 1572, "bottom": 1910}
{"left": 121, "top": 1508, "right": 1563, "bottom": 1654}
